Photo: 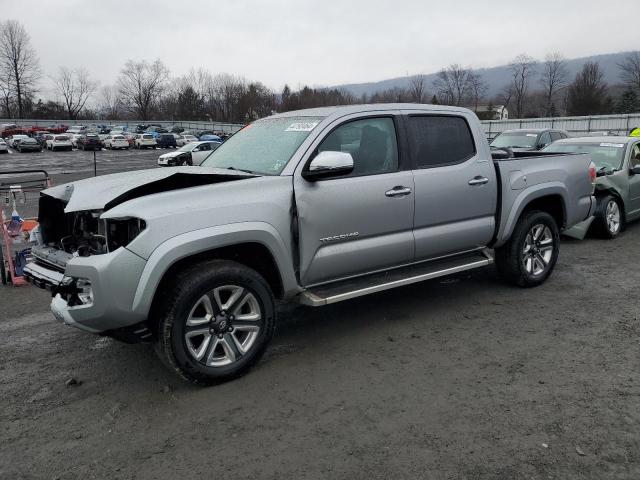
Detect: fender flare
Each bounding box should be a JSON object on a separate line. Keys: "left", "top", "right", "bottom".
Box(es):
{"left": 496, "top": 182, "right": 568, "bottom": 247}
{"left": 130, "top": 221, "right": 299, "bottom": 317}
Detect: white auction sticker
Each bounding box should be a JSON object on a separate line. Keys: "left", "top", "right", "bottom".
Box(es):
{"left": 285, "top": 122, "right": 318, "bottom": 132}
{"left": 600, "top": 143, "right": 625, "bottom": 148}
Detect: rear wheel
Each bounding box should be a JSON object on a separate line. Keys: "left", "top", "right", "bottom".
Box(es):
{"left": 155, "top": 260, "right": 276, "bottom": 385}
{"left": 495, "top": 210, "right": 559, "bottom": 287}
{"left": 593, "top": 195, "right": 622, "bottom": 239}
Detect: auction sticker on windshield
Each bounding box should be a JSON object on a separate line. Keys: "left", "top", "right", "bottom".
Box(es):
{"left": 600, "top": 143, "right": 625, "bottom": 148}
{"left": 285, "top": 122, "right": 318, "bottom": 132}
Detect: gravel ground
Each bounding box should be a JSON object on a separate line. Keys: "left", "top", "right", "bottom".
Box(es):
{"left": 1, "top": 148, "right": 639, "bottom": 479}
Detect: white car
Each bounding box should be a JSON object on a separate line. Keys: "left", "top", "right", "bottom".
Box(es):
{"left": 6, "top": 134, "right": 30, "bottom": 148}
{"left": 103, "top": 134, "right": 130, "bottom": 150}
{"left": 176, "top": 134, "right": 199, "bottom": 147}
{"left": 65, "top": 125, "right": 87, "bottom": 135}
{"left": 157, "top": 140, "right": 221, "bottom": 166}
{"left": 0, "top": 138, "right": 8, "bottom": 153}
{"left": 134, "top": 134, "right": 157, "bottom": 149}
{"left": 46, "top": 134, "right": 73, "bottom": 151}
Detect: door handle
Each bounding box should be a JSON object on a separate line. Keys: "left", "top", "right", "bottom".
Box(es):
{"left": 468, "top": 176, "right": 489, "bottom": 186}
{"left": 385, "top": 186, "right": 412, "bottom": 197}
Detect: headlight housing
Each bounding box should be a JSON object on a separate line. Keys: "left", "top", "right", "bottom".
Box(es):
{"left": 59, "top": 276, "right": 93, "bottom": 307}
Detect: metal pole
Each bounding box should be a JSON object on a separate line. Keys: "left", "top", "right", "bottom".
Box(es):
{"left": 93, "top": 150, "right": 97, "bottom": 177}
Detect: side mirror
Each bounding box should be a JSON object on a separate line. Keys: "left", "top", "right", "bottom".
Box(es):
{"left": 630, "top": 165, "right": 640, "bottom": 175}
{"left": 302, "top": 151, "right": 354, "bottom": 181}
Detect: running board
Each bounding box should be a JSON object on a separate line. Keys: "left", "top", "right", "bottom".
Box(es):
{"left": 298, "top": 250, "right": 493, "bottom": 307}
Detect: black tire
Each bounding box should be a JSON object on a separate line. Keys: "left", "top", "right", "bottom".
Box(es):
{"left": 495, "top": 210, "right": 560, "bottom": 288}
{"left": 593, "top": 194, "right": 623, "bottom": 239}
{"left": 155, "top": 259, "right": 276, "bottom": 385}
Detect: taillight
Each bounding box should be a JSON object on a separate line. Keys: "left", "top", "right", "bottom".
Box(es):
{"left": 588, "top": 161, "right": 597, "bottom": 184}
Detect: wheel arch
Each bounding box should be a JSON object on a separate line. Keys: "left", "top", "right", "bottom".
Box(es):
{"left": 496, "top": 184, "right": 568, "bottom": 247}
{"left": 594, "top": 186, "right": 626, "bottom": 222}
{"left": 131, "top": 223, "right": 300, "bottom": 322}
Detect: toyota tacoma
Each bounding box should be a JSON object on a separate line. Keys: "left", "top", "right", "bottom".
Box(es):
{"left": 25, "top": 104, "right": 596, "bottom": 384}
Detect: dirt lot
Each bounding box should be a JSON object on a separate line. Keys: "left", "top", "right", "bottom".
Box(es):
{"left": 1, "top": 148, "right": 639, "bottom": 479}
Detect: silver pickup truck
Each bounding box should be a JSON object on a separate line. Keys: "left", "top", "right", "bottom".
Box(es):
{"left": 25, "top": 104, "right": 596, "bottom": 384}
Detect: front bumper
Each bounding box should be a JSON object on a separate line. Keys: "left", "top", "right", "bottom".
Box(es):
{"left": 25, "top": 246, "right": 148, "bottom": 333}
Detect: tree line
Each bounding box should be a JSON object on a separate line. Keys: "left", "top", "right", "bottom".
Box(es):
{"left": 1, "top": 19, "right": 639, "bottom": 122}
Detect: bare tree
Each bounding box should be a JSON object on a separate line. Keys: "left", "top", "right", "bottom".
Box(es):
{"left": 540, "top": 52, "right": 569, "bottom": 116}
{"left": 508, "top": 54, "right": 537, "bottom": 118}
{"left": 408, "top": 74, "right": 427, "bottom": 103}
{"left": 567, "top": 61, "right": 609, "bottom": 116}
{"left": 98, "top": 85, "right": 121, "bottom": 119}
{"left": 467, "top": 71, "right": 487, "bottom": 111}
{"left": 432, "top": 64, "right": 471, "bottom": 106}
{"left": 117, "top": 59, "right": 169, "bottom": 120}
{"left": 52, "top": 67, "right": 97, "bottom": 119}
{"left": 0, "top": 68, "right": 12, "bottom": 117}
{"left": 618, "top": 51, "right": 640, "bottom": 93}
{"left": 0, "top": 20, "right": 40, "bottom": 118}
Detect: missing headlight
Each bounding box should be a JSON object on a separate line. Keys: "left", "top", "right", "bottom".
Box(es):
{"left": 105, "top": 218, "right": 146, "bottom": 252}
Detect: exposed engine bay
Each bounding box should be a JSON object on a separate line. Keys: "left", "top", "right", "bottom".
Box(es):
{"left": 37, "top": 194, "right": 145, "bottom": 258}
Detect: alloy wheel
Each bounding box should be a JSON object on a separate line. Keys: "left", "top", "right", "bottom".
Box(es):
{"left": 183, "top": 285, "right": 262, "bottom": 367}
{"left": 521, "top": 224, "right": 554, "bottom": 276}
{"left": 606, "top": 200, "right": 621, "bottom": 235}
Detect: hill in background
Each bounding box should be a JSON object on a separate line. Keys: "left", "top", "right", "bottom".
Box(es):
{"left": 334, "top": 51, "right": 632, "bottom": 99}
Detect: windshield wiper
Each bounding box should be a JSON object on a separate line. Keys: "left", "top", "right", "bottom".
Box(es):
{"left": 224, "top": 166, "right": 261, "bottom": 175}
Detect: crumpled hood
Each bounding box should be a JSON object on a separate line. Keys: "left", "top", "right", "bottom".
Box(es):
{"left": 43, "top": 166, "right": 255, "bottom": 213}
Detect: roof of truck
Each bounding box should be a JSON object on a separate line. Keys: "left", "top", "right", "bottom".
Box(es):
{"left": 554, "top": 136, "right": 637, "bottom": 144}
{"left": 269, "top": 103, "right": 473, "bottom": 119}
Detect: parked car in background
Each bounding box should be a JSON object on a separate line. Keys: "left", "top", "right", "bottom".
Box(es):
{"left": 26, "top": 104, "right": 596, "bottom": 384}
{"left": 46, "top": 134, "right": 73, "bottom": 151}
{"left": 543, "top": 136, "right": 640, "bottom": 239}
{"left": 490, "top": 129, "right": 570, "bottom": 152}
{"left": 6, "top": 134, "right": 30, "bottom": 148}
{"left": 77, "top": 133, "right": 102, "bottom": 151}
{"left": 176, "top": 134, "right": 198, "bottom": 146}
{"left": 34, "top": 131, "right": 51, "bottom": 146}
{"left": 156, "top": 133, "right": 177, "bottom": 148}
{"left": 66, "top": 125, "right": 87, "bottom": 136}
{"left": 0, "top": 138, "right": 8, "bottom": 153}
{"left": 145, "top": 126, "right": 169, "bottom": 138}
{"left": 110, "top": 126, "right": 127, "bottom": 135}
{"left": 68, "top": 133, "right": 84, "bottom": 148}
{"left": 196, "top": 130, "right": 215, "bottom": 139}
{"left": 134, "top": 134, "right": 157, "bottom": 149}
{"left": 103, "top": 134, "right": 130, "bottom": 150}
{"left": 123, "top": 132, "right": 136, "bottom": 147}
{"left": 157, "top": 140, "right": 221, "bottom": 166}
{"left": 199, "top": 134, "right": 222, "bottom": 142}
{"left": 16, "top": 137, "right": 42, "bottom": 153}
{"left": 170, "top": 125, "right": 184, "bottom": 134}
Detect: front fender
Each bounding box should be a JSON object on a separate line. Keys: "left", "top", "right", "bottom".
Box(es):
{"left": 495, "top": 182, "right": 568, "bottom": 247}
{"left": 130, "top": 221, "right": 299, "bottom": 317}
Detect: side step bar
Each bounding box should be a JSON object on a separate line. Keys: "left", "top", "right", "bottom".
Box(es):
{"left": 298, "top": 250, "right": 493, "bottom": 307}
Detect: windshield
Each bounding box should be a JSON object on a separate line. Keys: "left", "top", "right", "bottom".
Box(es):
{"left": 491, "top": 132, "right": 539, "bottom": 149}
{"left": 178, "top": 143, "right": 198, "bottom": 152}
{"left": 543, "top": 142, "right": 626, "bottom": 170}
{"left": 201, "top": 116, "right": 323, "bottom": 175}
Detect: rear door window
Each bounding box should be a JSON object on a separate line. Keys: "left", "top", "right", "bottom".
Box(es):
{"left": 407, "top": 115, "right": 476, "bottom": 168}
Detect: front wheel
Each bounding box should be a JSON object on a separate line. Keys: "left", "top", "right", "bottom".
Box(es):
{"left": 594, "top": 195, "right": 622, "bottom": 239}
{"left": 155, "top": 260, "right": 276, "bottom": 385}
{"left": 495, "top": 210, "right": 559, "bottom": 288}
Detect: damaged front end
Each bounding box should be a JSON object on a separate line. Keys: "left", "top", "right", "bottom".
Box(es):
{"left": 23, "top": 167, "right": 254, "bottom": 340}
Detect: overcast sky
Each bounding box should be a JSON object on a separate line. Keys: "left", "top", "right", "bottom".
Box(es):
{"left": 1, "top": 0, "right": 635, "bottom": 96}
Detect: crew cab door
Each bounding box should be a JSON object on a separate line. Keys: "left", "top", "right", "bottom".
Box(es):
{"left": 294, "top": 114, "right": 414, "bottom": 286}
{"left": 404, "top": 112, "right": 497, "bottom": 260}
